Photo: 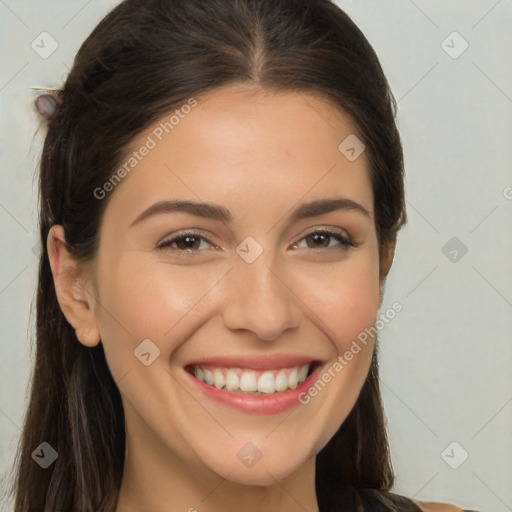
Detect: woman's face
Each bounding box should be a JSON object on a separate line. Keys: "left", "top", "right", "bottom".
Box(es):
{"left": 85, "top": 85, "right": 385, "bottom": 484}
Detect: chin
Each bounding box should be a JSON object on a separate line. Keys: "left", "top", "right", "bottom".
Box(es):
{"left": 201, "top": 441, "right": 315, "bottom": 487}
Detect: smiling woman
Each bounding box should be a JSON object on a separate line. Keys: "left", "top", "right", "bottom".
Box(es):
{"left": 8, "top": 1, "right": 478, "bottom": 511}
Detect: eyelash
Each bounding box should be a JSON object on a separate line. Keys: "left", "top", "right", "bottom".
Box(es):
{"left": 156, "top": 229, "right": 357, "bottom": 256}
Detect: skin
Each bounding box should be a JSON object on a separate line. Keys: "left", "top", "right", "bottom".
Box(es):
{"left": 47, "top": 84, "right": 458, "bottom": 511}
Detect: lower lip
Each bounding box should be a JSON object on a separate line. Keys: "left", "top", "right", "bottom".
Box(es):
{"left": 184, "top": 363, "right": 323, "bottom": 415}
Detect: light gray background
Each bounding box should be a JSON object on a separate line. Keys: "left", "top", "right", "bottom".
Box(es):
{"left": 1, "top": 1, "right": 511, "bottom": 511}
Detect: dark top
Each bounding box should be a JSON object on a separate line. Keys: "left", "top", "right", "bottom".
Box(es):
{"left": 316, "top": 476, "right": 480, "bottom": 512}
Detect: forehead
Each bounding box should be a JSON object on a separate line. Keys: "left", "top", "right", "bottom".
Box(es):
{"left": 102, "top": 85, "right": 373, "bottom": 224}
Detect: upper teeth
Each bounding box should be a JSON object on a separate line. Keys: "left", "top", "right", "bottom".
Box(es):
{"left": 192, "top": 364, "right": 311, "bottom": 394}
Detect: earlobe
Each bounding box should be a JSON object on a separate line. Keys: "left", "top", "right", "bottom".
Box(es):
{"left": 47, "top": 225, "right": 101, "bottom": 348}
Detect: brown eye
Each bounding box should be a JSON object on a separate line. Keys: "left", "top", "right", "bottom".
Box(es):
{"left": 305, "top": 233, "right": 330, "bottom": 249}
{"left": 157, "top": 232, "right": 216, "bottom": 253}
{"left": 173, "top": 235, "right": 201, "bottom": 251}
{"left": 294, "top": 230, "right": 355, "bottom": 250}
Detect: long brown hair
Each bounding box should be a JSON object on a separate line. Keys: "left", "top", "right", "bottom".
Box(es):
{"left": 8, "top": 0, "right": 406, "bottom": 509}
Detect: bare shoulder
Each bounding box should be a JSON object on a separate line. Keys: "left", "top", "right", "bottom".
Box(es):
{"left": 413, "top": 500, "right": 465, "bottom": 512}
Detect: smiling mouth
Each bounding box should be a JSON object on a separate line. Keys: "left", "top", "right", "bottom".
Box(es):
{"left": 185, "top": 362, "right": 320, "bottom": 395}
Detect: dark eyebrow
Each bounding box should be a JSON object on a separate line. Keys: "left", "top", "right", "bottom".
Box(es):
{"left": 130, "top": 197, "right": 370, "bottom": 228}
{"left": 291, "top": 197, "right": 371, "bottom": 221}
{"left": 130, "top": 200, "right": 233, "bottom": 227}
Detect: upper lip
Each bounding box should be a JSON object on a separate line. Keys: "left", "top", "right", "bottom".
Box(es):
{"left": 185, "top": 354, "right": 323, "bottom": 371}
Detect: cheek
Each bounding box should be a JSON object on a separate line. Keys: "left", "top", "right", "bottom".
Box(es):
{"left": 93, "top": 255, "right": 182, "bottom": 366}
{"left": 297, "top": 251, "right": 381, "bottom": 352}
{"left": 93, "top": 252, "right": 226, "bottom": 373}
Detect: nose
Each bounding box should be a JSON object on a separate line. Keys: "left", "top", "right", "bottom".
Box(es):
{"left": 221, "top": 252, "right": 301, "bottom": 341}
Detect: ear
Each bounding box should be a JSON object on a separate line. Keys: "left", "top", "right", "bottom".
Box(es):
{"left": 379, "top": 238, "right": 396, "bottom": 280}
{"left": 378, "top": 238, "right": 396, "bottom": 307}
{"left": 46, "top": 225, "right": 101, "bottom": 347}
